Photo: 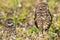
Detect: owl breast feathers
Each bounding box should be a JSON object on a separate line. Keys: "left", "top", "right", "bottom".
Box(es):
{"left": 35, "top": 2, "right": 52, "bottom": 31}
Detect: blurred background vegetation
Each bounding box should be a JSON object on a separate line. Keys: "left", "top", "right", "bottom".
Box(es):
{"left": 0, "top": 0, "right": 60, "bottom": 40}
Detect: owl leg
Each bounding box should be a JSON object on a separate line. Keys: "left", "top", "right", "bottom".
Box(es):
{"left": 39, "top": 27, "right": 44, "bottom": 38}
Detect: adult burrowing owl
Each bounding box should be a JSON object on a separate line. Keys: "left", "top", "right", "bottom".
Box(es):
{"left": 34, "top": 2, "right": 52, "bottom": 34}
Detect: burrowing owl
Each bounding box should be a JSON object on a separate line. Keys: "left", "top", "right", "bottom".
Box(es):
{"left": 34, "top": 2, "right": 52, "bottom": 34}
{"left": 3, "top": 18, "right": 15, "bottom": 40}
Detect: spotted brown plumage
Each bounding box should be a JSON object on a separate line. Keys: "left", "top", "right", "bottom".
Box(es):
{"left": 3, "top": 18, "right": 15, "bottom": 40}
{"left": 34, "top": 2, "right": 52, "bottom": 34}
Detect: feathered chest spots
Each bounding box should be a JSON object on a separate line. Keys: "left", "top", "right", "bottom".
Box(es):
{"left": 35, "top": 2, "right": 52, "bottom": 30}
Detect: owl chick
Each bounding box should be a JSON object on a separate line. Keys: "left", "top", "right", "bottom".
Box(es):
{"left": 34, "top": 2, "right": 52, "bottom": 34}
